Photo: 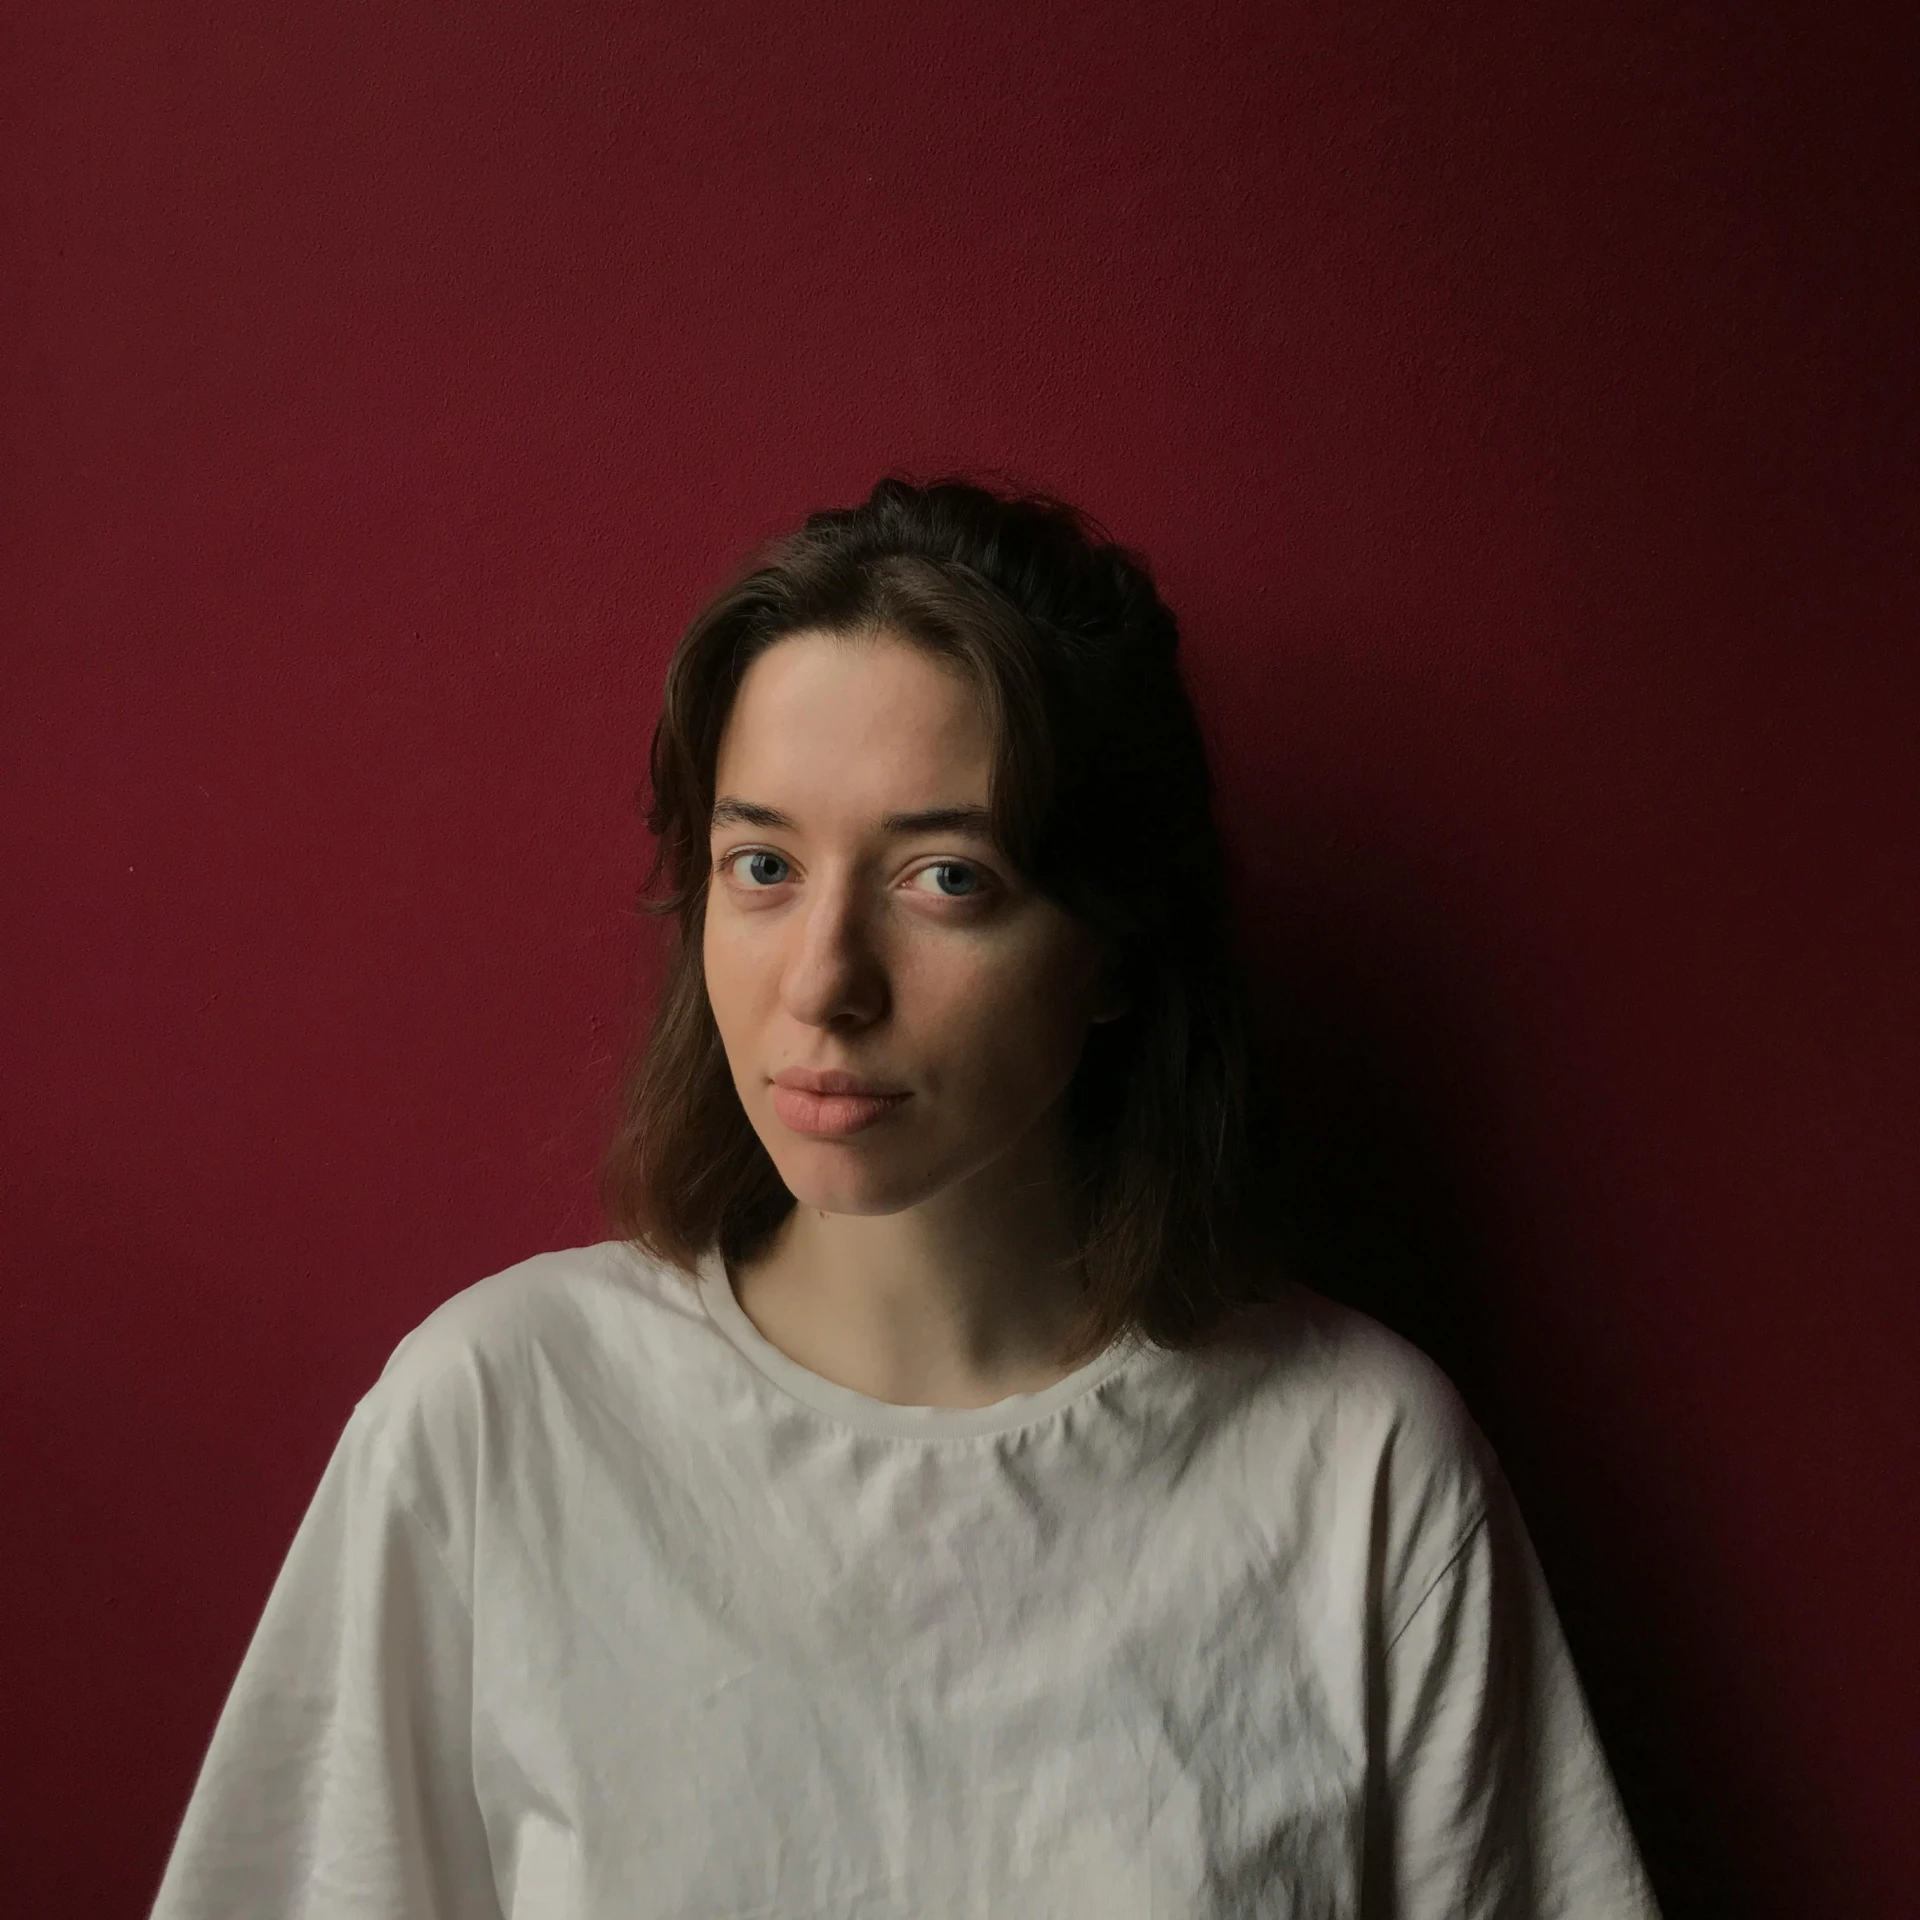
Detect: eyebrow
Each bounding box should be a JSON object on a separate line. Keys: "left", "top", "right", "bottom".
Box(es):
{"left": 709, "top": 796, "right": 996, "bottom": 838}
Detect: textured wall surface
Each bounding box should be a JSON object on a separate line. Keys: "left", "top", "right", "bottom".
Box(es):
{"left": 5, "top": 3, "right": 1916, "bottom": 1913}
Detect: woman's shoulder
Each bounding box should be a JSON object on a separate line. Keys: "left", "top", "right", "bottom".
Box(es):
{"left": 342, "top": 1240, "right": 705, "bottom": 1464}
{"left": 1200, "top": 1282, "right": 1484, "bottom": 1457}
{"left": 376, "top": 1238, "right": 694, "bottom": 1382}
{"left": 1186, "top": 1284, "right": 1502, "bottom": 1588}
{"left": 312, "top": 1241, "right": 712, "bottom": 1566}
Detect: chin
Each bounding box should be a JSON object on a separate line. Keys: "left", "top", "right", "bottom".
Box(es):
{"left": 762, "top": 1139, "right": 948, "bottom": 1218}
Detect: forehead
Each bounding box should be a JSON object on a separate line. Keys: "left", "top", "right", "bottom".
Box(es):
{"left": 713, "top": 630, "right": 992, "bottom": 798}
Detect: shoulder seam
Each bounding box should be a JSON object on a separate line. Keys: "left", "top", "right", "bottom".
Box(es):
{"left": 350, "top": 1399, "right": 479, "bottom": 1625}
{"left": 1383, "top": 1506, "right": 1488, "bottom": 1655}
{"left": 400, "top": 1492, "right": 477, "bottom": 1628}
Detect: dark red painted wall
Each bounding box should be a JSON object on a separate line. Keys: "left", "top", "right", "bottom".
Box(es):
{"left": 5, "top": 4, "right": 1915, "bottom": 1912}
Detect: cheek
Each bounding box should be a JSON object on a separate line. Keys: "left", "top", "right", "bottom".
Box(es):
{"left": 700, "top": 909, "right": 763, "bottom": 1048}
{"left": 915, "top": 932, "right": 1099, "bottom": 1109}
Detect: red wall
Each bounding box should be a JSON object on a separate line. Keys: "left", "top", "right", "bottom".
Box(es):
{"left": 6, "top": 4, "right": 1915, "bottom": 1912}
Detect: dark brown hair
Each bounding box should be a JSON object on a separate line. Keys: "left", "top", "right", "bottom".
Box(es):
{"left": 601, "top": 474, "right": 1269, "bottom": 1364}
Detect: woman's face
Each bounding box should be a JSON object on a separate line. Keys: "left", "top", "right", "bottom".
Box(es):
{"left": 703, "top": 628, "right": 1118, "bottom": 1217}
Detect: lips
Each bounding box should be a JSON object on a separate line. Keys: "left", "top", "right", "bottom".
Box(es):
{"left": 769, "top": 1068, "right": 910, "bottom": 1139}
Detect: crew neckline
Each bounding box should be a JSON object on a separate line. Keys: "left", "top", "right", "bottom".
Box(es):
{"left": 692, "top": 1243, "right": 1154, "bottom": 1441}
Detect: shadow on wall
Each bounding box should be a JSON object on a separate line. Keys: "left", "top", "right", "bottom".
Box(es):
{"left": 1241, "top": 954, "right": 1778, "bottom": 1919}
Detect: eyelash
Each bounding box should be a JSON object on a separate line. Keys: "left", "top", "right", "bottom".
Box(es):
{"left": 717, "top": 849, "right": 992, "bottom": 901}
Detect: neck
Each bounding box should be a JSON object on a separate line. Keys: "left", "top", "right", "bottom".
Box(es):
{"left": 728, "top": 1126, "right": 1095, "bottom": 1409}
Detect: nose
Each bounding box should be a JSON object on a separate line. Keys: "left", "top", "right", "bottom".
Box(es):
{"left": 778, "top": 870, "right": 890, "bottom": 1031}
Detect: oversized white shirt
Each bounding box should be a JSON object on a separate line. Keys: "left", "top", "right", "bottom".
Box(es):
{"left": 150, "top": 1240, "right": 1659, "bottom": 1918}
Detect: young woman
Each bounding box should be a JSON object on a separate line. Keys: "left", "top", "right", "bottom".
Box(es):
{"left": 151, "top": 478, "right": 1659, "bottom": 1917}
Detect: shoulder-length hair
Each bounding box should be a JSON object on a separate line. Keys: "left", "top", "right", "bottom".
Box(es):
{"left": 601, "top": 474, "right": 1270, "bottom": 1364}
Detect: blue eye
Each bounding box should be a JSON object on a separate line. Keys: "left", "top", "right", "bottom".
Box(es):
{"left": 731, "top": 850, "right": 790, "bottom": 886}
{"left": 914, "top": 862, "right": 979, "bottom": 897}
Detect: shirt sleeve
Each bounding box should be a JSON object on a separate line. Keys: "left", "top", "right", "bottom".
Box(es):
{"left": 1368, "top": 1467, "right": 1661, "bottom": 1920}
{"left": 148, "top": 1399, "right": 506, "bottom": 1920}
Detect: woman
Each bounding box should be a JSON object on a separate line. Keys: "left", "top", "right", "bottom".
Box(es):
{"left": 151, "top": 478, "right": 1659, "bottom": 1917}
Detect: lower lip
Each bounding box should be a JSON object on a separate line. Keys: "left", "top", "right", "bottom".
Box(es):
{"left": 770, "top": 1085, "right": 911, "bottom": 1138}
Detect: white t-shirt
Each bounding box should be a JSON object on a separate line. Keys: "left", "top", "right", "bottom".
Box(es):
{"left": 150, "top": 1241, "right": 1659, "bottom": 1919}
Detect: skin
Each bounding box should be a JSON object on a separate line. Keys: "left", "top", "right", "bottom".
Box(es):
{"left": 702, "top": 627, "right": 1126, "bottom": 1408}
